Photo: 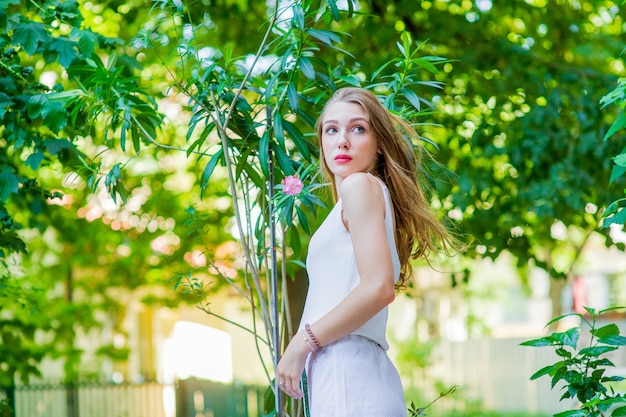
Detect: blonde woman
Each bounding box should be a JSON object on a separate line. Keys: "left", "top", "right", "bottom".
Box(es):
{"left": 276, "top": 87, "right": 457, "bottom": 416}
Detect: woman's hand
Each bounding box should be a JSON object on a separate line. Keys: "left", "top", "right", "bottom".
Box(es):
{"left": 276, "top": 331, "right": 310, "bottom": 399}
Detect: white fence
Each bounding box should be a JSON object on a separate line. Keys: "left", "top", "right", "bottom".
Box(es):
{"left": 13, "top": 381, "right": 171, "bottom": 417}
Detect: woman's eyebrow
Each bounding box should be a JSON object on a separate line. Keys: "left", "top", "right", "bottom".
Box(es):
{"left": 322, "top": 117, "right": 368, "bottom": 125}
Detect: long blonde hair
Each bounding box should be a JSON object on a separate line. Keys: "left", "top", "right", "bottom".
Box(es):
{"left": 316, "top": 87, "right": 457, "bottom": 288}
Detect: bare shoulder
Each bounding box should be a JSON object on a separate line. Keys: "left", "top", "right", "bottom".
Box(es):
{"left": 338, "top": 173, "right": 384, "bottom": 212}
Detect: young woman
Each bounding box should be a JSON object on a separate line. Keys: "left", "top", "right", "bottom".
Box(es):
{"left": 276, "top": 87, "right": 457, "bottom": 416}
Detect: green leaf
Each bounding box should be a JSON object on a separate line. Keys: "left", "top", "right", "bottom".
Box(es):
{"left": 296, "top": 205, "right": 310, "bottom": 234}
{"left": 272, "top": 143, "right": 295, "bottom": 175}
{"left": 25, "top": 151, "right": 45, "bottom": 171}
{"left": 104, "top": 163, "right": 125, "bottom": 204}
{"left": 297, "top": 108, "right": 317, "bottom": 129}
{"left": 582, "top": 306, "right": 600, "bottom": 317}
{"left": 242, "top": 162, "right": 264, "bottom": 189}
{"left": 604, "top": 111, "right": 626, "bottom": 141}
{"left": 317, "top": 72, "right": 338, "bottom": 90}
{"left": 56, "top": 0, "right": 82, "bottom": 25}
{"left": 43, "top": 104, "right": 68, "bottom": 134}
{"left": 545, "top": 313, "right": 582, "bottom": 329}
{"left": 306, "top": 29, "right": 341, "bottom": 46}
{"left": 413, "top": 57, "right": 440, "bottom": 74}
{"left": 327, "top": 0, "right": 340, "bottom": 21}
{"left": 590, "top": 358, "right": 615, "bottom": 368}
{"left": 290, "top": 259, "right": 306, "bottom": 270}
{"left": 263, "top": 383, "right": 275, "bottom": 415}
{"left": 0, "top": 170, "right": 19, "bottom": 200}
{"left": 555, "top": 347, "right": 572, "bottom": 359}
{"left": 286, "top": 224, "right": 302, "bottom": 255}
{"left": 372, "top": 59, "right": 396, "bottom": 81}
{"left": 401, "top": 87, "right": 423, "bottom": 111}
{"left": 47, "top": 38, "right": 78, "bottom": 68}
{"left": 0, "top": 92, "right": 12, "bottom": 119}
{"left": 599, "top": 306, "right": 626, "bottom": 315}
{"left": 601, "top": 375, "right": 625, "bottom": 382}
{"left": 0, "top": 0, "right": 20, "bottom": 8}
{"left": 287, "top": 83, "right": 299, "bottom": 113}
{"left": 609, "top": 163, "right": 626, "bottom": 185}
{"left": 283, "top": 119, "right": 310, "bottom": 160}
{"left": 578, "top": 345, "right": 617, "bottom": 357}
{"left": 603, "top": 207, "right": 626, "bottom": 228}
{"left": 613, "top": 406, "right": 626, "bottom": 417}
{"left": 13, "top": 21, "right": 49, "bottom": 55}
{"left": 258, "top": 130, "right": 270, "bottom": 177}
{"left": 614, "top": 153, "right": 626, "bottom": 168}
{"left": 592, "top": 323, "right": 619, "bottom": 339}
{"left": 121, "top": 110, "right": 132, "bottom": 152}
{"left": 273, "top": 111, "right": 285, "bottom": 146}
{"left": 186, "top": 128, "right": 210, "bottom": 157}
{"left": 75, "top": 29, "right": 99, "bottom": 57}
{"left": 200, "top": 149, "right": 224, "bottom": 197}
{"left": 529, "top": 364, "right": 558, "bottom": 380}
{"left": 298, "top": 56, "right": 316, "bottom": 81}
{"left": 292, "top": 3, "right": 304, "bottom": 30}
{"left": 553, "top": 410, "right": 587, "bottom": 417}
{"left": 45, "top": 139, "right": 74, "bottom": 156}
{"left": 600, "top": 79, "right": 626, "bottom": 108}
{"left": 553, "top": 327, "right": 580, "bottom": 349}
{"left": 47, "top": 89, "right": 85, "bottom": 102}
{"left": 283, "top": 196, "right": 294, "bottom": 225}
{"left": 27, "top": 95, "right": 46, "bottom": 119}
{"left": 520, "top": 336, "right": 553, "bottom": 347}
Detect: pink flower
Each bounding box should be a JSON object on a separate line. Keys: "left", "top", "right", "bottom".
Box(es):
{"left": 282, "top": 175, "right": 304, "bottom": 196}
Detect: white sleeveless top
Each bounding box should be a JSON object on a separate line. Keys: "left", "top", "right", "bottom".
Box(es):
{"left": 299, "top": 176, "right": 400, "bottom": 350}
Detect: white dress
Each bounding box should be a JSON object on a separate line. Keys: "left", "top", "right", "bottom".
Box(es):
{"left": 299, "top": 176, "right": 407, "bottom": 417}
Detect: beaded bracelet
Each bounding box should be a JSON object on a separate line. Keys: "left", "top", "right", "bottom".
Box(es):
{"left": 303, "top": 335, "right": 319, "bottom": 353}
{"left": 304, "top": 323, "right": 322, "bottom": 351}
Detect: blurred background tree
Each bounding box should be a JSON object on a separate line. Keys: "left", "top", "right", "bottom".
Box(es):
{"left": 349, "top": 0, "right": 625, "bottom": 320}
{"left": 0, "top": 0, "right": 236, "bottom": 386}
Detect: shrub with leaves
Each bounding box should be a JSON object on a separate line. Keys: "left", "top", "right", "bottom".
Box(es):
{"left": 521, "top": 306, "right": 626, "bottom": 417}
{"left": 0, "top": 399, "right": 12, "bottom": 417}
{"left": 600, "top": 74, "right": 626, "bottom": 228}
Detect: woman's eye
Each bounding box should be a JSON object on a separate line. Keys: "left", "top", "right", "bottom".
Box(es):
{"left": 352, "top": 126, "right": 365, "bottom": 133}
{"left": 326, "top": 127, "right": 338, "bottom": 134}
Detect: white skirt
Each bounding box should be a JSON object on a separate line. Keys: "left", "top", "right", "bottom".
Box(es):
{"left": 305, "top": 335, "right": 407, "bottom": 417}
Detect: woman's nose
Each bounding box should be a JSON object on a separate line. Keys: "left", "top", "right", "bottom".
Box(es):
{"left": 337, "top": 131, "right": 349, "bottom": 149}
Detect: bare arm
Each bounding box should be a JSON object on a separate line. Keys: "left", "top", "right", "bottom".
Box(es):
{"left": 276, "top": 173, "right": 396, "bottom": 398}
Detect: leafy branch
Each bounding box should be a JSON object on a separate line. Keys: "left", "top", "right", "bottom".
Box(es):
{"left": 408, "top": 385, "right": 458, "bottom": 417}
{"left": 521, "top": 306, "right": 626, "bottom": 417}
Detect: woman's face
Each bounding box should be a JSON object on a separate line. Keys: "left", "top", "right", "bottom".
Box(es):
{"left": 320, "top": 101, "right": 379, "bottom": 182}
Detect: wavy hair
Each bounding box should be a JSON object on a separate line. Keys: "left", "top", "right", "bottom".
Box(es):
{"left": 316, "top": 87, "right": 458, "bottom": 288}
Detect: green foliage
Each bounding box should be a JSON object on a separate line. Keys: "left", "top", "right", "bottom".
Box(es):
{"left": 0, "top": 399, "right": 13, "bottom": 417}
{"left": 353, "top": 1, "right": 626, "bottom": 299}
{"left": 408, "top": 386, "right": 458, "bottom": 417}
{"left": 1, "top": 0, "right": 234, "bottom": 387}
{"left": 600, "top": 73, "right": 626, "bottom": 228}
{"left": 0, "top": 0, "right": 163, "bottom": 259}
{"left": 521, "top": 306, "right": 626, "bottom": 417}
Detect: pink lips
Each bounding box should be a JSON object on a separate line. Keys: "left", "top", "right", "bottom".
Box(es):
{"left": 334, "top": 154, "right": 352, "bottom": 163}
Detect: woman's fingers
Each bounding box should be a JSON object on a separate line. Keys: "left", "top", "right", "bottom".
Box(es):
{"left": 278, "top": 378, "right": 303, "bottom": 399}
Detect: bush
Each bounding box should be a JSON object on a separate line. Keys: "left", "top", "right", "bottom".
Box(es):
{"left": 521, "top": 306, "right": 626, "bottom": 417}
